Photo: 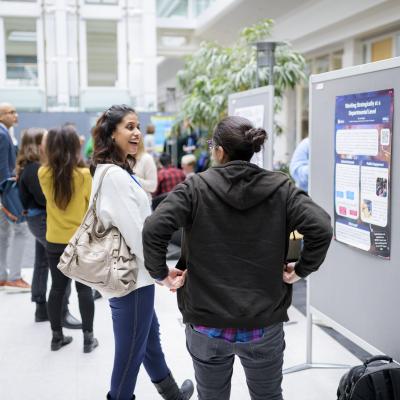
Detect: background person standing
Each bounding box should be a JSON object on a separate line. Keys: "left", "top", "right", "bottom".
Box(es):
{"left": 0, "top": 102, "right": 31, "bottom": 291}
{"left": 289, "top": 137, "right": 310, "bottom": 193}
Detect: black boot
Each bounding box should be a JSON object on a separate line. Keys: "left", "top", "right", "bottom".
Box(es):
{"left": 63, "top": 310, "right": 82, "bottom": 330}
{"left": 35, "top": 302, "right": 48, "bottom": 322}
{"left": 154, "top": 373, "right": 194, "bottom": 400}
{"left": 83, "top": 331, "right": 99, "bottom": 353}
{"left": 51, "top": 330, "right": 73, "bottom": 351}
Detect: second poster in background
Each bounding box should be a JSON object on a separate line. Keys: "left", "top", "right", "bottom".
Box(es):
{"left": 334, "top": 89, "right": 394, "bottom": 259}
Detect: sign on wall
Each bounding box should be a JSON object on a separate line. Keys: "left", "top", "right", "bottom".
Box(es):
{"left": 334, "top": 89, "right": 394, "bottom": 258}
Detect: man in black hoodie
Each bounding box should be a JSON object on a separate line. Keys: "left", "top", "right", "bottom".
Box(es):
{"left": 143, "top": 116, "right": 333, "bottom": 400}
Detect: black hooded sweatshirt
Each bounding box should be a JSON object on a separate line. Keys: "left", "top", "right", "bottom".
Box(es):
{"left": 143, "top": 161, "right": 332, "bottom": 328}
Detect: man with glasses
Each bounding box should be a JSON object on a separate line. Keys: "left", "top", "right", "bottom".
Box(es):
{"left": 0, "top": 102, "right": 31, "bottom": 291}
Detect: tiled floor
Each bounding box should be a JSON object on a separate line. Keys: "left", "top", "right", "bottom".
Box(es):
{"left": 0, "top": 264, "right": 361, "bottom": 400}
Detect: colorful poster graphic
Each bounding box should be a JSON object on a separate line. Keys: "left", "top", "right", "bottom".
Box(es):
{"left": 334, "top": 89, "right": 394, "bottom": 259}
{"left": 150, "top": 115, "right": 175, "bottom": 153}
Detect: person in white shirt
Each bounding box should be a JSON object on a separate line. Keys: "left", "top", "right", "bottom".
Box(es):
{"left": 90, "top": 104, "right": 193, "bottom": 400}
{"left": 144, "top": 124, "right": 156, "bottom": 154}
{"left": 133, "top": 137, "right": 157, "bottom": 200}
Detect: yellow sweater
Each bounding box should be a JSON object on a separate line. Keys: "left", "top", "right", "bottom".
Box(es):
{"left": 38, "top": 166, "right": 92, "bottom": 244}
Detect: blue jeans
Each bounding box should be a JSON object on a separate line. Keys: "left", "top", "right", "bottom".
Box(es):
{"left": 108, "top": 285, "right": 170, "bottom": 400}
{"left": 186, "top": 322, "right": 285, "bottom": 400}
{"left": 0, "top": 210, "right": 29, "bottom": 281}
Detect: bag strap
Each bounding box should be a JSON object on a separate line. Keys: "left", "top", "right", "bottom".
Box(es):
{"left": 72, "top": 165, "right": 114, "bottom": 243}
{"left": 92, "top": 165, "right": 115, "bottom": 215}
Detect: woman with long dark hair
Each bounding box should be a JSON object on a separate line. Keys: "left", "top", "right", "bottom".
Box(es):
{"left": 91, "top": 104, "right": 193, "bottom": 400}
{"left": 17, "top": 128, "right": 80, "bottom": 327}
{"left": 38, "top": 125, "right": 98, "bottom": 352}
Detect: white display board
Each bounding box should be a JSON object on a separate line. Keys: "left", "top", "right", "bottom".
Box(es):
{"left": 228, "top": 86, "right": 274, "bottom": 170}
{"left": 309, "top": 57, "right": 400, "bottom": 361}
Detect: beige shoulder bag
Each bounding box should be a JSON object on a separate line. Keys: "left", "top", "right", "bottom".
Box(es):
{"left": 57, "top": 165, "right": 138, "bottom": 298}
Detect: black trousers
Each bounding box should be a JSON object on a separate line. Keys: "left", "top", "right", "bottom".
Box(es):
{"left": 26, "top": 214, "right": 70, "bottom": 309}
{"left": 46, "top": 242, "right": 95, "bottom": 332}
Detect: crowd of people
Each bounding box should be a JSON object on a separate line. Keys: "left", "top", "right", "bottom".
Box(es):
{"left": 0, "top": 101, "right": 332, "bottom": 400}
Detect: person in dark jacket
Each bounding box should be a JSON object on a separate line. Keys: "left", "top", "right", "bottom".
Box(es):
{"left": 0, "top": 102, "right": 31, "bottom": 291}
{"left": 142, "top": 116, "right": 333, "bottom": 400}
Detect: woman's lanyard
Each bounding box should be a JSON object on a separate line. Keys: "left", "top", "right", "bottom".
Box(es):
{"left": 130, "top": 174, "right": 141, "bottom": 188}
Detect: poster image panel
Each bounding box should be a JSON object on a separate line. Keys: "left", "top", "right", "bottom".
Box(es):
{"left": 334, "top": 89, "right": 394, "bottom": 259}
{"left": 150, "top": 115, "right": 175, "bottom": 153}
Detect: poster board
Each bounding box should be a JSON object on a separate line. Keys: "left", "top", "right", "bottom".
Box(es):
{"left": 309, "top": 57, "right": 400, "bottom": 361}
{"left": 334, "top": 89, "right": 394, "bottom": 258}
{"left": 228, "top": 86, "right": 274, "bottom": 170}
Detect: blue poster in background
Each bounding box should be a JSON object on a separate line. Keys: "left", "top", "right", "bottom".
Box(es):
{"left": 334, "top": 89, "right": 394, "bottom": 259}
{"left": 150, "top": 115, "right": 175, "bottom": 152}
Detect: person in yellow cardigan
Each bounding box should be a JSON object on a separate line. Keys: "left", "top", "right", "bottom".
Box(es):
{"left": 38, "top": 125, "right": 98, "bottom": 353}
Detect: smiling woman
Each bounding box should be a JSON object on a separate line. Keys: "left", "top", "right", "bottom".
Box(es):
{"left": 89, "top": 104, "right": 194, "bottom": 400}
{"left": 90, "top": 104, "right": 138, "bottom": 174}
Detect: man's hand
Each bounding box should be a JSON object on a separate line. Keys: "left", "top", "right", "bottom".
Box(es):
{"left": 160, "top": 268, "right": 187, "bottom": 292}
{"left": 283, "top": 262, "right": 301, "bottom": 284}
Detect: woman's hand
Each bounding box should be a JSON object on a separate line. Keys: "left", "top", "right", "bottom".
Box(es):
{"left": 283, "top": 262, "right": 301, "bottom": 284}
{"left": 160, "top": 268, "right": 187, "bottom": 292}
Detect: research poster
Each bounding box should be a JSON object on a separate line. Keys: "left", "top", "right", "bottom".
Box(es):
{"left": 233, "top": 105, "right": 265, "bottom": 168}
{"left": 334, "top": 89, "right": 394, "bottom": 258}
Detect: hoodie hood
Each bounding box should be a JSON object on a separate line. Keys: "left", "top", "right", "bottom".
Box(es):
{"left": 198, "top": 161, "right": 289, "bottom": 210}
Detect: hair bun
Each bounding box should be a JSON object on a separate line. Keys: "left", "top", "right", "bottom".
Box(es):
{"left": 245, "top": 128, "right": 268, "bottom": 153}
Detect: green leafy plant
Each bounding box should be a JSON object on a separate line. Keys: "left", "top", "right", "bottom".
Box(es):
{"left": 175, "top": 19, "right": 306, "bottom": 137}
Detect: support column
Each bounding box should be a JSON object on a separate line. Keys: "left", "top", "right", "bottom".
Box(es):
{"left": 343, "top": 38, "right": 363, "bottom": 68}
{"left": 36, "top": 17, "right": 46, "bottom": 93}
{"left": 43, "top": 2, "right": 58, "bottom": 107}
{"left": 127, "top": 0, "right": 156, "bottom": 110}
{"left": 78, "top": 18, "right": 87, "bottom": 95}
{"left": 66, "top": 1, "right": 80, "bottom": 109}
{"left": 54, "top": 0, "right": 69, "bottom": 108}
{"left": 117, "top": 16, "right": 128, "bottom": 89}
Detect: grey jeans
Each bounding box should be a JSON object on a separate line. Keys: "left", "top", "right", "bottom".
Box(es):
{"left": 185, "top": 322, "right": 285, "bottom": 400}
{"left": 0, "top": 210, "right": 29, "bottom": 281}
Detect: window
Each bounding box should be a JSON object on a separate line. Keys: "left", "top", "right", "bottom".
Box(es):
{"left": 86, "top": 20, "right": 118, "bottom": 87}
{"left": 157, "top": 0, "right": 216, "bottom": 18}
{"left": 4, "top": 18, "right": 38, "bottom": 86}
{"left": 194, "top": 0, "right": 216, "bottom": 16}
{"left": 371, "top": 37, "right": 393, "bottom": 62}
{"left": 363, "top": 33, "right": 398, "bottom": 63}
{"left": 297, "top": 50, "right": 343, "bottom": 139}
{"left": 157, "top": 0, "right": 188, "bottom": 18}
{"left": 331, "top": 51, "right": 343, "bottom": 70}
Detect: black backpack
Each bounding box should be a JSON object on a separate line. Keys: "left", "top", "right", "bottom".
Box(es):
{"left": 337, "top": 355, "right": 400, "bottom": 400}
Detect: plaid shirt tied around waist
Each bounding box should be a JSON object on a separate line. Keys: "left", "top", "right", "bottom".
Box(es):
{"left": 193, "top": 325, "right": 266, "bottom": 343}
